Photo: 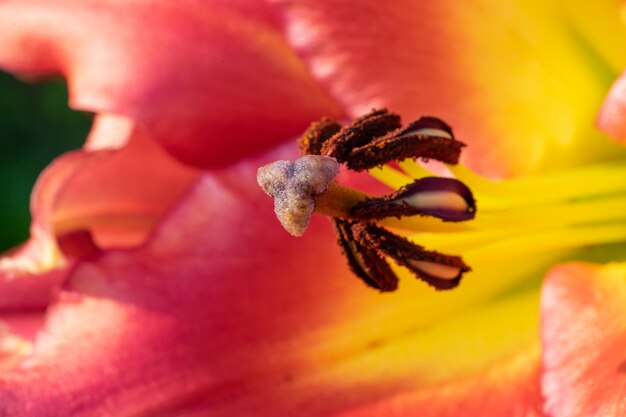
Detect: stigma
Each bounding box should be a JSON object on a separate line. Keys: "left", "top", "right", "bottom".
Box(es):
{"left": 257, "top": 155, "right": 341, "bottom": 237}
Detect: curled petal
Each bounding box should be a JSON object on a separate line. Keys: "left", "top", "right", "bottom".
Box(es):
{"left": 0, "top": 122, "right": 198, "bottom": 310}
{"left": 0, "top": 0, "right": 343, "bottom": 167}
{"left": 541, "top": 262, "right": 626, "bottom": 417}
{"left": 49, "top": 128, "right": 199, "bottom": 248}
{"left": 0, "top": 151, "right": 92, "bottom": 310}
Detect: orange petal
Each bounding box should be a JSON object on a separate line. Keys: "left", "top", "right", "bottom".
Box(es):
{"left": 541, "top": 262, "right": 626, "bottom": 417}
{"left": 272, "top": 0, "right": 626, "bottom": 177}
{"left": 334, "top": 350, "right": 543, "bottom": 417}
{"left": 0, "top": 0, "right": 343, "bottom": 167}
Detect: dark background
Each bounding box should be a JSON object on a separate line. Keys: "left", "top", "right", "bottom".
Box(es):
{"left": 0, "top": 71, "right": 90, "bottom": 252}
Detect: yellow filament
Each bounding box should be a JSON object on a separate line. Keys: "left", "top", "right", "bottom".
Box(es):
{"left": 474, "top": 195, "right": 626, "bottom": 229}
{"left": 465, "top": 223, "right": 626, "bottom": 261}
{"left": 370, "top": 160, "right": 626, "bottom": 265}
{"left": 397, "top": 159, "right": 440, "bottom": 178}
{"left": 368, "top": 165, "right": 413, "bottom": 189}
{"left": 450, "top": 163, "right": 626, "bottom": 205}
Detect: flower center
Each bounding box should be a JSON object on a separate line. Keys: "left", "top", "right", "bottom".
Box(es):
{"left": 258, "top": 109, "right": 626, "bottom": 293}
{"left": 258, "top": 109, "right": 477, "bottom": 292}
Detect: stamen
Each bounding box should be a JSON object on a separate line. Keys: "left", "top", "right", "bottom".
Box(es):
{"left": 351, "top": 177, "right": 476, "bottom": 222}
{"left": 352, "top": 223, "right": 470, "bottom": 290}
{"left": 258, "top": 109, "right": 477, "bottom": 292}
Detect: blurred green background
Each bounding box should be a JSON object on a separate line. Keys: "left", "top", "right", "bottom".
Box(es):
{"left": 0, "top": 71, "right": 91, "bottom": 252}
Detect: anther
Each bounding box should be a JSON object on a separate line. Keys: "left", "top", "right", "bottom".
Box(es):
{"left": 352, "top": 223, "right": 470, "bottom": 290}
{"left": 298, "top": 117, "right": 342, "bottom": 156}
{"left": 321, "top": 109, "right": 401, "bottom": 162}
{"left": 351, "top": 177, "right": 476, "bottom": 222}
{"left": 334, "top": 219, "right": 399, "bottom": 292}
{"left": 344, "top": 116, "right": 466, "bottom": 171}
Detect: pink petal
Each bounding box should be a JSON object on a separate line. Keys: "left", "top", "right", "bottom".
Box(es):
{"left": 0, "top": 267, "right": 67, "bottom": 311}
{"left": 1, "top": 312, "right": 46, "bottom": 344}
{"left": 0, "top": 144, "right": 546, "bottom": 416}
{"left": 0, "top": 0, "right": 343, "bottom": 166}
{"left": 0, "top": 147, "right": 357, "bottom": 416}
{"left": 0, "top": 319, "right": 33, "bottom": 371}
{"left": 271, "top": 0, "right": 626, "bottom": 177}
{"left": 541, "top": 262, "right": 626, "bottom": 417}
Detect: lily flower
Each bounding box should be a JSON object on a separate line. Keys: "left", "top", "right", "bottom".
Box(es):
{"left": 0, "top": 1, "right": 625, "bottom": 416}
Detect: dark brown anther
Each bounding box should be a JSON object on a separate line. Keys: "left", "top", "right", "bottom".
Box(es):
{"left": 351, "top": 177, "right": 476, "bottom": 222}
{"left": 297, "top": 117, "right": 342, "bottom": 156}
{"left": 351, "top": 223, "right": 470, "bottom": 290}
{"left": 321, "top": 109, "right": 401, "bottom": 162}
{"left": 334, "top": 219, "right": 399, "bottom": 292}
{"left": 344, "top": 116, "right": 466, "bottom": 171}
